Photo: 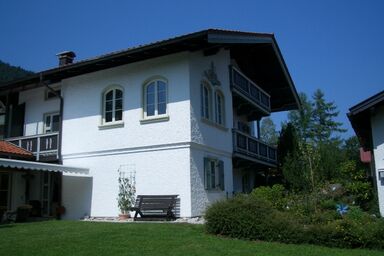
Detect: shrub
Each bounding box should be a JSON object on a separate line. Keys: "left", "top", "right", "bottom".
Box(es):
{"left": 205, "top": 195, "right": 304, "bottom": 243}
{"left": 205, "top": 195, "right": 384, "bottom": 249}
{"left": 250, "top": 185, "right": 286, "bottom": 210}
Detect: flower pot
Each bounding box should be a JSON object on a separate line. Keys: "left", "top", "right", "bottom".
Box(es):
{"left": 119, "top": 213, "right": 131, "bottom": 220}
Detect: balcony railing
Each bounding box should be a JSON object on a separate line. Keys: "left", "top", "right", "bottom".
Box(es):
{"left": 6, "top": 132, "right": 59, "bottom": 161}
{"left": 230, "top": 66, "right": 271, "bottom": 114}
{"left": 233, "top": 129, "right": 277, "bottom": 165}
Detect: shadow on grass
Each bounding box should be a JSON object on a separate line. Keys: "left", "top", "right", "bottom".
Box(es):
{"left": 0, "top": 223, "right": 14, "bottom": 229}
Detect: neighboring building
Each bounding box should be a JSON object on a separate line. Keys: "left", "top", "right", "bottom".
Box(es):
{"left": 0, "top": 29, "right": 300, "bottom": 219}
{"left": 348, "top": 90, "right": 384, "bottom": 217}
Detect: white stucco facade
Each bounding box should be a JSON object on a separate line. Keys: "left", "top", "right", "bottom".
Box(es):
{"left": 10, "top": 49, "right": 262, "bottom": 219}
{"left": 371, "top": 105, "right": 384, "bottom": 216}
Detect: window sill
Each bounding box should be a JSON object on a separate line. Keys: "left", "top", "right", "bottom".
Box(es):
{"left": 205, "top": 189, "right": 225, "bottom": 193}
{"left": 98, "top": 121, "right": 124, "bottom": 130}
{"left": 140, "top": 115, "right": 170, "bottom": 124}
{"left": 201, "top": 118, "right": 228, "bottom": 131}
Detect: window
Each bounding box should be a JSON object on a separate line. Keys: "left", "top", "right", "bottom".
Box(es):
{"left": 215, "top": 91, "right": 225, "bottom": 125}
{"left": 44, "top": 112, "right": 60, "bottom": 133}
{"left": 102, "top": 87, "right": 123, "bottom": 124}
{"left": 0, "top": 101, "right": 5, "bottom": 139}
{"left": 144, "top": 79, "right": 167, "bottom": 118}
{"left": 204, "top": 158, "right": 225, "bottom": 191}
{"left": 201, "top": 82, "right": 212, "bottom": 119}
{"left": 45, "top": 87, "right": 61, "bottom": 100}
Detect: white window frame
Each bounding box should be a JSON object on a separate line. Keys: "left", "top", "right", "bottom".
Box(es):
{"left": 214, "top": 90, "right": 225, "bottom": 126}
{"left": 201, "top": 81, "right": 212, "bottom": 120}
{"left": 43, "top": 112, "right": 60, "bottom": 134}
{"left": 204, "top": 157, "right": 225, "bottom": 191}
{"left": 143, "top": 79, "right": 168, "bottom": 119}
{"left": 101, "top": 86, "right": 124, "bottom": 126}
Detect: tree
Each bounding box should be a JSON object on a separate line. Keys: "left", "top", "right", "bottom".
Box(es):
{"left": 277, "top": 122, "right": 298, "bottom": 168}
{"left": 288, "top": 92, "right": 313, "bottom": 141}
{"left": 260, "top": 117, "right": 279, "bottom": 145}
{"left": 0, "top": 60, "right": 33, "bottom": 84}
{"left": 310, "top": 89, "right": 346, "bottom": 143}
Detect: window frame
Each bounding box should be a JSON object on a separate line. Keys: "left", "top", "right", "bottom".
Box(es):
{"left": 201, "top": 81, "right": 212, "bottom": 120}
{"left": 44, "top": 87, "right": 61, "bottom": 100}
{"left": 43, "top": 112, "right": 60, "bottom": 134}
{"left": 204, "top": 157, "right": 225, "bottom": 191}
{"left": 101, "top": 85, "right": 124, "bottom": 126}
{"left": 143, "top": 78, "right": 168, "bottom": 119}
{"left": 214, "top": 89, "right": 225, "bottom": 126}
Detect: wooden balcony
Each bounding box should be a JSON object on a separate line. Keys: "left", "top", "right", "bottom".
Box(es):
{"left": 233, "top": 129, "right": 277, "bottom": 167}
{"left": 230, "top": 66, "right": 271, "bottom": 116}
{"left": 6, "top": 132, "right": 59, "bottom": 162}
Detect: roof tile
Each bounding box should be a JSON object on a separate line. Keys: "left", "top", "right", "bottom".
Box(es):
{"left": 0, "top": 141, "right": 33, "bottom": 158}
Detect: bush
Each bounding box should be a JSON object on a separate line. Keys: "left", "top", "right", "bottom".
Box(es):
{"left": 250, "top": 185, "right": 286, "bottom": 210}
{"left": 205, "top": 195, "right": 384, "bottom": 249}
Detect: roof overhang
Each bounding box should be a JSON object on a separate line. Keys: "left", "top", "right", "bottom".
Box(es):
{"left": 0, "top": 158, "right": 89, "bottom": 175}
{"left": 0, "top": 29, "right": 300, "bottom": 111}
{"left": 347, "top": 90, "right": 384, "bottom": 149}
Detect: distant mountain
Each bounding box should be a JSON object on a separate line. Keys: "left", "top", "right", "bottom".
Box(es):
{"left": 0, "top": 60, "right": 34, "bottom": 84}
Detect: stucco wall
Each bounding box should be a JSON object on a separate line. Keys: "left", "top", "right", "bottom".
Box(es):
{"left": 18, "top": 86, "right": 60, "bottom": 136}
{"left": 190, "top": 146, "right": 233, "bottom": 216}
{"left": 61, "top": 52, "right": 190, "bottom": 156}
{"left": 371, "top": 105, "right": 384, "bottom": 216}
{"left": 189, "top": 49, "right": 233, "bottom": 152}
{"left": 63, "top": 147, "right": 191, "bottom": 218}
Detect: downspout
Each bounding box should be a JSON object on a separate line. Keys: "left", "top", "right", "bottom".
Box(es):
{"left": 39, "top": 73, "right": 63, "bottom": 164}
{"left": 40, "top": 73, "right": 64, "bottom": 219}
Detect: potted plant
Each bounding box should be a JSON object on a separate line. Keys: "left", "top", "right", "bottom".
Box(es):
{"left": 117, "top": 175, "right": 136, "bottom": 220}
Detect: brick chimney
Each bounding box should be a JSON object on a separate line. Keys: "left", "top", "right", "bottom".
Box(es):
{"left": 56, "top": 51, "right": 76, "bottom": 66}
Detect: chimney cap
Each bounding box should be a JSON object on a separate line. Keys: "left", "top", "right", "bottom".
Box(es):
{"left": 56, "top": 51, "right": 76, "bottom": 58}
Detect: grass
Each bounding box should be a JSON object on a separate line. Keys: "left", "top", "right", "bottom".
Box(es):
{"left": 0, "top": 221, "right": 382, "bottom": 256}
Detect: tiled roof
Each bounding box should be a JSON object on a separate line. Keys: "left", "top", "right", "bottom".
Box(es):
{"left": 0, "top": 141, "right": 33, "bottom": 158}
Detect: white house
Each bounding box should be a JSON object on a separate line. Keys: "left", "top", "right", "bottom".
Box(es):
{"left": 348, "top": 90, "right": 384, "bottom": 217}
{"left": 0, "top": 29, "right": 300, "bottom": 219}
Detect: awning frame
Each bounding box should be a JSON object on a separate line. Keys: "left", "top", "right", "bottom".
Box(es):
{"left": 0, "top": 158, "right": 89, "bottom": 175}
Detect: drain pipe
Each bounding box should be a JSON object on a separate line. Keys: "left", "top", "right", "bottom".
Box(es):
{"left": 39, "top": 73, "right": 64, "bottom": 165}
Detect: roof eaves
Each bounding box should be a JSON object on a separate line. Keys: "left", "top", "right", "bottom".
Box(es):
{"left": 348, "top": 90, "right": 384, "bottom": 116}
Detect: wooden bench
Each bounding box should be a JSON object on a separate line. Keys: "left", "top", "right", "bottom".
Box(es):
{"left": 130, "top": 195, "right": 178, "bottom": 221}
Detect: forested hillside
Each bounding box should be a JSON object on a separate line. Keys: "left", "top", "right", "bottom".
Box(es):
{"left": 0, "top": 60, "right": 34, "bottom": 84}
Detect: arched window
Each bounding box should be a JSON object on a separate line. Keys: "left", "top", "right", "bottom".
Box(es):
{"left": 215, "top": 90, "right": 225, "bottom": 125}
{"left": 201, "top": 82, "right": 212, "bottom": 120}
{"left": 102, "top": 86, "right": 123, "bottom": 124}
{"left": 144, "top": 79, "right": 167, "bottom": 117}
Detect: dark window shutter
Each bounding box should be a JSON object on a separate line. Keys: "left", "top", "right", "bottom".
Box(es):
{"left": 200, "top": 83, "right": 204, "bottom": 117}
{"left": 204, "top": 158, "right": 210, "bottom": 190}
{"left": 218, "top": 160, "right": 225, "bottom": 190}
{"left": 10, "top": 103, "right": 25, "bottom": 137}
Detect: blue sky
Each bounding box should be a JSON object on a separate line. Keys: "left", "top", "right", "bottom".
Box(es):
{"left": 1, "top": 0, "right": 383, "bottom": 137}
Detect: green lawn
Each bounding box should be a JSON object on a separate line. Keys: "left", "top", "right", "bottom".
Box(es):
{"left": 0, "top": 221, "right": 381, "bottom": 256}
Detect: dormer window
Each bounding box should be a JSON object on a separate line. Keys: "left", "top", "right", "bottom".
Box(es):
{"left": 102, "top": 86, "right": 123, "bottom": 124}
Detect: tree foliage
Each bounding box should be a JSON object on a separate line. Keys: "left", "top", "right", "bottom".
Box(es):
{"left": 260, "top": 117, "right": 279, "bottom": 145}
{"left": 288, "top": 92, "right": 313, "bottom": 141}
{"left": 310, "top": 89, "right": 346, "bottom": 143}
{"left": 0, "top": 60, "right": 33, "bottom": 84}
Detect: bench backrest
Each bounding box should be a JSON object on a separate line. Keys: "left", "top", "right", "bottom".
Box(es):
{"left": 134, "top": 195, "right": 178, "bottom": 211}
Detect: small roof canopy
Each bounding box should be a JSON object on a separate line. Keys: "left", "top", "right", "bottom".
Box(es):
{"left": 0, "top": 158, "right": 89, "bottom": 175}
